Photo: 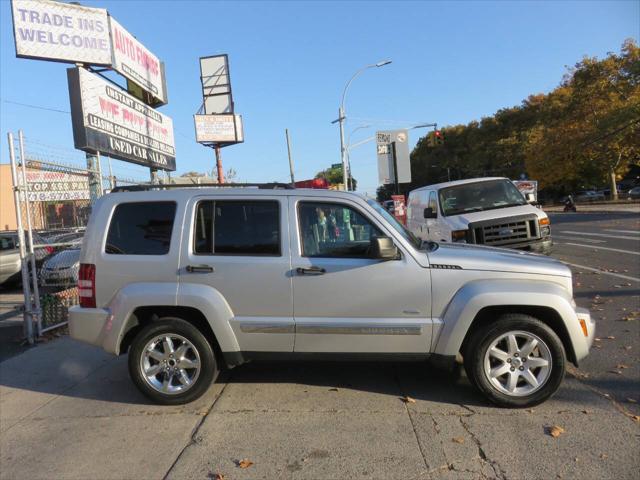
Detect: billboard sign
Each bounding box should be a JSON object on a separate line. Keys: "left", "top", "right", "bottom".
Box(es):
{"left": 194, "top": 114, "right": 244, "bottom": 143}
{"left": 109, "top": 17, "right": 167, "bottom": 106}
{"left": 376, "top": 129, "right": 411, "bottom": 185}
{"left": 68, "top": 67, "right": 176, "bottom": 171}
{"left": 20, "top": 170, "right": 90, "bottom": 202}
{"left": 11, "top": 0, "right": 112, "bottom": 65}
{"left": 200, "top": 55, "right": 233, "bottom": 115}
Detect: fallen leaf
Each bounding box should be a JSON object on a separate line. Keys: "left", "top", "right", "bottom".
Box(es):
{"left": 452, "top": 437, "right": 465, "bottom": 444}
{"left": 600, "top": 453, "right": 608, "bottom": 460}
{"left": 624, "top": 346, "right": 632, "bottom": 350}
{"left": 236, "top": 459, "right": 254, "bottom": 469}
{"left": 626, "top": 398, "right": 637, "bottom": 404}
{"left": 594, "top": 338, "right": 601, "bottom": 342}
{"left": 546, "top": 425, "right": 565, "bottom": 438}
{"left": 608, "top": 370, "right": 623, "bottom": 375}
{"left": 581, "top": 409, "right": 591, "bottom": 414}
{"left": 615, "top": 364, "right": 630, "bottom": 369}
{"left": 208, "top": 474, "right": 225, "bottom": 480}
{"left": 328, "top": 387, "right": 339, "bottom": 392}
{"left": 606, "top": 336, "right": 616, "bottom": 340}
{"left": 526, "top": 408, "right": 535, "bottom": 413}
{"left": 401, "top": 396, "right": 416, "bottom": 404}
{"left": 629, "top": 415, "right": 640, "bottom": 422}
{"left": 593, "top": 344, "right": 602, "bottom": 349}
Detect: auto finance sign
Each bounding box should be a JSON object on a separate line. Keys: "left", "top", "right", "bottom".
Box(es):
{"left": 11, "top": 0, "right": 112, "bottom": 65}
{"left": 68, "top": 67, "right": 176, "bottom": 171}
{"left": 20, "top": 170, "right": 90, "bottom": 202}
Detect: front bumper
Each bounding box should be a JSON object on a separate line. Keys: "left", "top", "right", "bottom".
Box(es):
{"left": 573, "top": 306, "right": 595, "bottom": 364}
{"left": 68, "top": 306, "right": 111, "bottom": 348}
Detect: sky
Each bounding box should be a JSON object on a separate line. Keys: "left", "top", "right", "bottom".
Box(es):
{"left": 1, "top": 0, "right": 638, "bottom": 195}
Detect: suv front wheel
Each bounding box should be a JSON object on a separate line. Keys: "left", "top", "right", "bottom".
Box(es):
{"left": 128, "top": 317, "right": 218, "bottom": 405}
{"left": 464, "top": 314, "right": 566, "bottom": 408}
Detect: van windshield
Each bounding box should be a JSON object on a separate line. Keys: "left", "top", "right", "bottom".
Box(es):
{"left": 438, "top": 179, "right": 527, "bottom": 216}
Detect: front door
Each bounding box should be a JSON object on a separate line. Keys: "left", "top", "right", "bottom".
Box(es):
{"left": 290, "top": 197, "right": 432, "bottom": 353}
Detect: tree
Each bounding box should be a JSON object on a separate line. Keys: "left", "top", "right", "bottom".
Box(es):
{"left": 315, "top": 166, "right": 358, "bottom": 190}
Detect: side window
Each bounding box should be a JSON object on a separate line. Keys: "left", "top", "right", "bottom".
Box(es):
{"left": 298, "top": 202, "right": 383, "bottom": 258}
{"left": 428, "top": 192, "right": 438, "bottom": 214}
{"left": 106, "top": 202, "right": 176, "bottom": 255}
{"left": 194, "top": 200, "right": 280, "bottom": 256}
{"left": 0, "top": 236, "right": 16, "bottom": 251}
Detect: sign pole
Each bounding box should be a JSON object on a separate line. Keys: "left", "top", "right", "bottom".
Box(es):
{"left": 286, "top": 129, "right": 295, "bottom": 184}
{"left": 150, "top": 168, "right": 159, "bottom": 184}
{"left": 215, "top": 144, "right": 225, "bottom": 184}
{"left": 86, "top": 152, "right": 101, "bottom": 203}
{"left": 391, "top": 141, "right": 399, "bottom": 195}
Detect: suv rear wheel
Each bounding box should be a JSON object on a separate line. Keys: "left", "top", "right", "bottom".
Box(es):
{"left": 128, "top": 317, "right": 218, "bottom": 405}
{"left": 464, "top": 314, "right": 566, "bottom": 408}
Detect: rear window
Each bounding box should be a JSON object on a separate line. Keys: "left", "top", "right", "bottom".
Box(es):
{"left": 106, "top": 202, "right": 176, "bottom": 255}
{"left": 194, "top": 200, "right": 280, "bottom": 256}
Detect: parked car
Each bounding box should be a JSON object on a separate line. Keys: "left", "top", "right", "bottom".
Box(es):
{"left": 39, "top": 248, "right": 81, "bottom": 292}
{"left": 406, "top": 178, "right": 552, "bottom": 254}
{"left": 0, "top": 231, "right": 53, "bottom": 286}
{"left": 69, "top": 184, "right": 593, "bottom": 408}
{"left": 575, "top": 190, "right": 605, "bottom": 202}
{"left": 628, "top": 186, "right": 640, "bottom": 200}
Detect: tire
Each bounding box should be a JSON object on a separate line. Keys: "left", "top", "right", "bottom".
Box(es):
{"left": 463, "top": 314, "right": 566, "bottom": 408}
{"left": 128, "top": 317, "right": 218, "bottom": 405}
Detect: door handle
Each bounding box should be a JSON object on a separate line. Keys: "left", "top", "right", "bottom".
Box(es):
{"left": 186, "top": 264, "right": 214, "bottom": 273}
{"left": 296, "top": 266, "right": 326, "bottom": 275}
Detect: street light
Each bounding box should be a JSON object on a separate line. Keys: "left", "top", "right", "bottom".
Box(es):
{"left": 333, "top": 60, "right": 392, "bottom": 190}
{"left": 345, "top": 124, "right": 371, "bottom": 191}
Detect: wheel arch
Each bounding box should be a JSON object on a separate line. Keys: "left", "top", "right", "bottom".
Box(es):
{"left": 460, "top": 305, "right": 576, "bottom": 365}
{"left": 433, "top": 279, "right": 581, "bottom": 366}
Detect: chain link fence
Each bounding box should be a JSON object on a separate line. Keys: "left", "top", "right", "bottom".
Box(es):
{"left": 6, "top": 130, "right": 150, "bottom": 342}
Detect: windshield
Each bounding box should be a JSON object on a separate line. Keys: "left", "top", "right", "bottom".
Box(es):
{"left": 438, "top": 179, "right": 527, "bottom": 216}
{"left": 367, "top": 199, "right": 422, "bottom": 249}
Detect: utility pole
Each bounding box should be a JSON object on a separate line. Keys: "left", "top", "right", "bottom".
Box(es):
{"left": 338, "top": 106, "right": 347, "bottom": 190}
{"left": 149, "top": 168, "right": 159, "bottom": 184}
{"left": 215, "top": 144, "right": 224, "bottom": 184}
{"left": 285, "top": 129, "right": 295, "bottom": 184}
{"left": 86, "top": 152, "right": 101, "bottom": 202}
{"left": 391, "top": 141, "right": 400, "bottom": 195}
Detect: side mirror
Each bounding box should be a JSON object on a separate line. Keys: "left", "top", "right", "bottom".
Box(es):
{"left": 424, "top": 207, "right": 437, "bottom": 219}
{"left": 525, "top": 193, "right": 536, "bottom": 203}
{"left": 370, "top": 236, "right": 399, "bottom": 260}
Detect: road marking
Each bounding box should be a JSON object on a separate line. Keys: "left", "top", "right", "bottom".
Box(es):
{"left": 563, "top": 242, "right": 640, "bottom": 256}
{"left": 604, "top": 229, "right": 640, "bottom": 235}
{"left": 562, "top": 261, "right": 640, "bottom": 283}
{"left": 560, "top": 230, "right": 640, "bottom": 241}
{"left": 554, "top": 235, "right": 605, "bottom": 244}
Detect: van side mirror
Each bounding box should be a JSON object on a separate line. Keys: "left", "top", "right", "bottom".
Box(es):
{"left": 424, "top": 207, "right": 437, "bottom": 219}
{"left": 370, "top": 236, "right": 399, "bottom": 260}
{"left": 525, "top": 193, "right": 536, "bottom": 203}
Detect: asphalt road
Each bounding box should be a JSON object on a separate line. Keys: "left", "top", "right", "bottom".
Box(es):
{"left": 1, "top": 211, "right": 638, "bottom": 480}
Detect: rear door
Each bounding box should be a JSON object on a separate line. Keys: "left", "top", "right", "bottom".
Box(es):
{"left": 179, "top": 195, "right": 294, "bottom": 352}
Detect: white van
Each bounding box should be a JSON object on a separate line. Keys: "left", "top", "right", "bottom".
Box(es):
{"left": 406, "top": 177, "right": 552, "bottom": 254}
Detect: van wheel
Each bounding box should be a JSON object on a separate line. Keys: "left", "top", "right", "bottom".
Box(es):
{"left": 128, "top": 317, "right": 218, "bottom": 405}
{"left": 464, "top": 314, "right": 565, "bottom": 408}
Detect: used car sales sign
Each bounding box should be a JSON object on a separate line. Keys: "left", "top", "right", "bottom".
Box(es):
{"left": 68, "top": 67, "right": 176, "bottom": 171}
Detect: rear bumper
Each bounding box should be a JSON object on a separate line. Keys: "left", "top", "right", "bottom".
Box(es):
{"left": 68, "top": 306, "right": 111, "bottom": 349}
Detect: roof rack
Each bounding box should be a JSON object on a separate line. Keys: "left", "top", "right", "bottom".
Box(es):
{"left": 111, "top": 182, "right": 295, "bottom": 193}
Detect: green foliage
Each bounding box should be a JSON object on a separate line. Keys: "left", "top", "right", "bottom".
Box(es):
{"left": 315, "top": 166, "right": 358, "bottom": 190}
{"left": 409, "top": 39, "right": 640, "bottom": 196}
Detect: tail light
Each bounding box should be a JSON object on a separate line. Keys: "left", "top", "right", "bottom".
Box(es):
{"left": 78, "top": 263, "right": 96, "bottom": 308}
{"left": 45, "top": 246, "right": 54, "bottom": 254}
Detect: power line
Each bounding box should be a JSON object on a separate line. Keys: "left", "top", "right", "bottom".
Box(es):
{"left": 3, "top": 99, "right": 70, "bottom": 114}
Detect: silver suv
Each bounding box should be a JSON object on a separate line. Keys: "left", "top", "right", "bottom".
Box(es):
{"left": 69, "top": 185, "right": 594, "bottom": 407}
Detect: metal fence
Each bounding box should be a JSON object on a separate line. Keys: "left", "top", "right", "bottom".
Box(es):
{"left": 6, "top": 130, "right": 149, "bottom": 342}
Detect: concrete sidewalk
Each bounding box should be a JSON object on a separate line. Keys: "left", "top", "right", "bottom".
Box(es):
{"left": 1, "top": 337, "right": 639, "bottom": 480}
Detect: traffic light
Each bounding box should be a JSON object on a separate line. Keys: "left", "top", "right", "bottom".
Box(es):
{"left": 434, "top": 130, "right": 444, "bottom": 146}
